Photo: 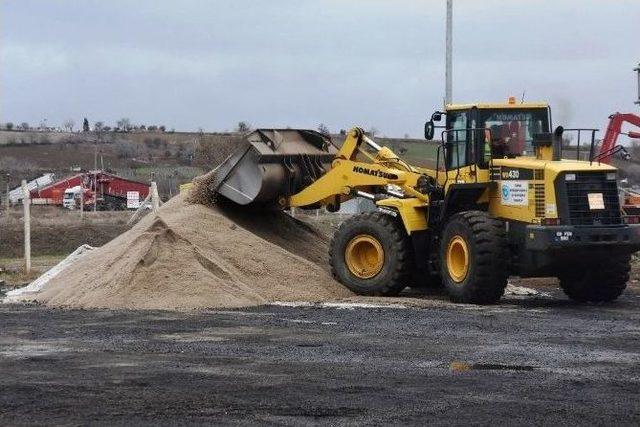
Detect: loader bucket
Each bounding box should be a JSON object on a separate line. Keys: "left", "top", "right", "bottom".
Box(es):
{"left": 210, "top": 129, "right": 337, "bottom": 206}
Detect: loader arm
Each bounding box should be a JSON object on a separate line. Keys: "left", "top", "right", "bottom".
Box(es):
{"left": 288, "top": 128, "right": 430, "bottom": 208}
{"left": 210, "top": 127, "right": 437, "bottom": 233}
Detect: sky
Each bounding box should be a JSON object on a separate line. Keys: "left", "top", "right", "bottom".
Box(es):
{"left": 1, "top": 0, "right": 639, "bottom": 137}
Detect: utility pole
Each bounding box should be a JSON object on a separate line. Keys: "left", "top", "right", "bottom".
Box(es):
{"left": 80, "top": 187, "right": 84, "bottom": 220}
{"left": 445, "top": 0, "right": 453, "bottom": 105}
{"left": 94, "top": 142, "right": 98, "bottom": 212}
{"left": 21, "top": 180, "right": 31, "bottom": 274}
{"left": 5, "top": 173, "right": 10, "bottom": 210}
{"left": 635, "top": 62, "right": 640, "bottom": 106}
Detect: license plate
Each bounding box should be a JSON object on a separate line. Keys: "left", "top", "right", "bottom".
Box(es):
{"left": 587, "top": 193, "right": 605, "bottom": 210}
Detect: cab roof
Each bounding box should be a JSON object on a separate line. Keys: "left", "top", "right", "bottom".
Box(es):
{"left": 446, "top": 102, "right": 549, "bottom": 111}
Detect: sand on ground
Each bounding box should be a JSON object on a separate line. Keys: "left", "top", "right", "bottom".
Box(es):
{"left": 29, "top": 187, "right": 351, "bottom": 310}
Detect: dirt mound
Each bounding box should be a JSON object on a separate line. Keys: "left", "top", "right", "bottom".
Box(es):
{"left": 29, "top": 192, "right": 351, "bottom": 310}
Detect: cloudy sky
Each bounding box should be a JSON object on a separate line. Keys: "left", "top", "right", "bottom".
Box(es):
{"left": 1, "top": 0, "right": 639, "bottom": 137}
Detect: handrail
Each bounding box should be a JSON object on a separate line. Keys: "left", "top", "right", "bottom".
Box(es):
{"left": 562, "top": 128, "right": 598, "bottom": 162}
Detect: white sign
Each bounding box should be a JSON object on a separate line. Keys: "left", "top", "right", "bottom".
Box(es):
{"left": 127, "top": 191, "right": 140, "bottom": 209}
{"left": 587, "top": 193, "right": 605, "bottom": 210}
{"left": 501, "top": 181, "right": 528, "bottom": 206}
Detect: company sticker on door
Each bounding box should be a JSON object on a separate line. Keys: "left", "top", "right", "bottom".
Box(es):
{"left": 501, "top": 181, "right": 528, "bottom": 206}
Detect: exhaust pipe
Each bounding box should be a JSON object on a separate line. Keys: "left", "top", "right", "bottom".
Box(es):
{"left": 553, "top": 126, "right": 564, "bottom": 161}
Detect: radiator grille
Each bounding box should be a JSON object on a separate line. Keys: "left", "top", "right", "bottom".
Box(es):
{"left": 534, "top": 184, "right": 545, "bottom": 217}
{"left": 534, "top": 169, "right": 544, "bottom": 180}
{"left": 565, "top": 172, "right": 621, "bottom": 226}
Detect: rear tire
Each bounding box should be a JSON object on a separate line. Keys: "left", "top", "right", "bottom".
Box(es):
{"left": 440, "top": 211, "right": 509, "bottom": 304}
{"left": 559, "top": 254, "right": 630, "bottom": 303}
{"left": 330, "top": 212, "right": 411, "bottom": 296}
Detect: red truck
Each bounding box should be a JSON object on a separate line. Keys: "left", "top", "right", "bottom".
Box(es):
{"left": 30, "top": 171, "right": 151, "bottom": 210}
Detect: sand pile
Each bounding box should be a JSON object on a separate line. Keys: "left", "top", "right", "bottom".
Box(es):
{"left": 26, "top": 190, "right": 351, "bottom": 310}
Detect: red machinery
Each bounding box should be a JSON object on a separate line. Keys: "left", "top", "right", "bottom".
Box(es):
{"left": 30, "top": 171, "right": 150, "bottom": 210}
{"left": 595, "top": 113, "right": 640, "bottom": 214}
{"left": 596, "top": 64, "right": 640, "bottom": 213}
{"left": 597, "top": 112, "right": 640, "bottom": 164}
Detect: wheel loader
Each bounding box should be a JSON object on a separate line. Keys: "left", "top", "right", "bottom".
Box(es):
{"left": 210, "top": 99, "right": 640, "bottom": 304}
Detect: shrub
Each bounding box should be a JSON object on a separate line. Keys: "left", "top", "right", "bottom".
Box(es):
{"left": 144, "top": 137, "right": 162, "bottom": 149}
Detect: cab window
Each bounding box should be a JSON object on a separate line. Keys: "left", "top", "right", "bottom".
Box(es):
{"left": 481, "top": 108, "right": 549, "bottom": 157}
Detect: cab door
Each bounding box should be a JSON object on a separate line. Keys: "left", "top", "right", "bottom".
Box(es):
{"left": 445, "top": 109, "right": 471, "bottom": 169}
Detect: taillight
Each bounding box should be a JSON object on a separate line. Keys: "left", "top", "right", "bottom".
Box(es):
{"left": 623, "top": 216, "right": 640, "bottom": 224}
{"left": 541, "top": 218, "right": 560, "bottom": 226}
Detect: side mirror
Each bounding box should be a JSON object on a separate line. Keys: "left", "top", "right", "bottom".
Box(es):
{"left": 425, "top": 120, "right": 435, "bottom": 140}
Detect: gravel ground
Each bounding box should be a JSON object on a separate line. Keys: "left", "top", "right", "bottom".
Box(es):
{"left": 1, "top": 284, "right": 639, "bottom": 425}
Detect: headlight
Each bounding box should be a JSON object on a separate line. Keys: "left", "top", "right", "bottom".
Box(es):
{"left": 565, "top": 173, "right": 576, "bottom": 181}
{"left": 606, "top": 172, "right": 617, "bottom": 181}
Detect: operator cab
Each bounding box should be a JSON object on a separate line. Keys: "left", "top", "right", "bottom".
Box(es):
{"left": 425, "top": 99, "right": 551, "bottom": 170}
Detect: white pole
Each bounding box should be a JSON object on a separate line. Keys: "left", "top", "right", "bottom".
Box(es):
{"left": 21, "top": 180, "right": 31, "bottom": 273}
{"left": 635, "top": 63, "right": 640, "bottom": 106}
{"left": 5, "top": 177, "right": 9, "bottom": 210}
{"left": 80, "top": 187, "right": 84, "bottom": 220}
{"left": 445, "top": 0, "right": 453, "bottom": 105}
{"left": 151, "top": 182, "right": 160, "bottom": 213}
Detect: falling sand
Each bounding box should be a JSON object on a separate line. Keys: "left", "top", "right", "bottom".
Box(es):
{"left": 27, "top": 186, "right": 352, "bottom": 310}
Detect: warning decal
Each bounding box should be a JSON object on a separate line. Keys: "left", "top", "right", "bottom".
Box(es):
{"left": 501, "top": 181, "right": 528, "bottom": 206}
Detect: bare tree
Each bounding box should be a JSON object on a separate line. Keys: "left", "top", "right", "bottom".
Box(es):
{"left": 94, "top": 121, "right": 105, "bottom": 141}
{"left": 236, "top": 121, "right": 251, "bottom": 133}
{"left": 367, "top": 126, "right": 379, "bottom": 137}
{"left": 117, "top": 118, "right": 132, "bottom": 132}
{"left": 318, "top": 123, "right": 330, "bottom": 136}
{"left": 19, "top": 122, "right": 29, "bottom": 131}
{"left": 63, "top": 118, "right": 75, "bottom": 132}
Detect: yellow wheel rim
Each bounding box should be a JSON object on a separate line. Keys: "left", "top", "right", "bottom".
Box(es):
{"left": 345, "top": 234, "right": 384, "bottom": 279}
{"left": 446, "top": 235, "right": 469, "bottom": 283}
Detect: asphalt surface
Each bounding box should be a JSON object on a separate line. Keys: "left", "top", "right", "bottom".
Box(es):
{"left": 1, "top": 285, "right": 639, "bottom": 426}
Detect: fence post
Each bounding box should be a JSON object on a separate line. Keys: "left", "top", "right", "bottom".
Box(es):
{"left": 5, "top": 178, "right": 9, "bottom": 210}
{"left": 22, "top": 180, "right": 31, "bottom": 274}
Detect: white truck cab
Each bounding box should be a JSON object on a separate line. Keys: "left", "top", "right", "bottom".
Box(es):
{"left": 62, "top": 186, "right": 83, "bottom": 209}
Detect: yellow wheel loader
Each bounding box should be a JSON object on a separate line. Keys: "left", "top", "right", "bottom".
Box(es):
{"left": 210, "top": 100, "right": 640, "bottom": 304}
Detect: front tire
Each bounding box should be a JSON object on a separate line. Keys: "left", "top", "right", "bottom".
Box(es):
{"left": 440, "top": 211, "right": 509, "bottom": 304}
{"left": 559, "top": 254, "right": 630, "bottom": 302}
{"left": 330, "top": 212, "right": 411, "bottom": 296}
